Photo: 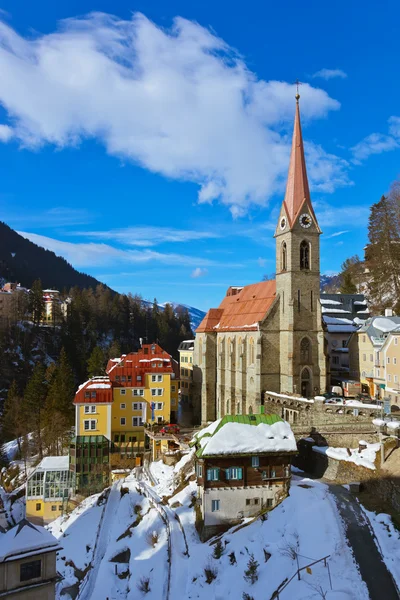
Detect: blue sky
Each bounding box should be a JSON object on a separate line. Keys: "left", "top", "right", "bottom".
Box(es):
{"left": 0, "top": 1, "right": 399, "bottom": 310}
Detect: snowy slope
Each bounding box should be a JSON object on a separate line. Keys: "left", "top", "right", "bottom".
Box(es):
{"left": 49, "top": 461, "right": 369, "bottom": 600}
{"left": 142, "top": 299, "right": 205, "bottom": 331}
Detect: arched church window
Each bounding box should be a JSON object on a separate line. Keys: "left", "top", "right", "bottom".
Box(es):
{"left": 300, "top": 337, "right": 311, "bottom": 363}
{"left": 226, "top": 400, "right": 230, "bottom": 415}
{"left": 236, "top": 402, "right": 240, "bottom": 415}
{"left": 281, "top": 242, "right": 287, "bottom": 272}
{"left": 249, "top": 338, "right": 255, "bottom": 365}
{"left": 300, "top": 241, "right": 310, "bottom": 270}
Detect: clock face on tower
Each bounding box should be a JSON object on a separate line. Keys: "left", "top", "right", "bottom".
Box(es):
{"left": 299, "top": 213, "right": 312, "bottom": 228}
{"left": 280, "top": 216, "right": 287, "bottom": 231}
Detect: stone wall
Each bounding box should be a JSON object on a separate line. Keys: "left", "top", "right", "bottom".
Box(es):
{"left": 294, "top": 439, "right": 377, "bottom": 482}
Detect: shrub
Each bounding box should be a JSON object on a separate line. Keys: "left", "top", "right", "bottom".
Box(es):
{"left": 137, "top": 576, "right": 151, "bottom": 594}
{"left": 212, "top": 540, "right": 224, "bottom": 559}
{"left": 146, "top": 530, "right": 159, "bottom": 547}
{"left": 243, "top": 553, "right": 259, "bottom": 585}
{"left": 204, "top": 563, "right": 217, "bottom": 584}
{"left": 229, "top": 551, "right": 237, "bottom": 565}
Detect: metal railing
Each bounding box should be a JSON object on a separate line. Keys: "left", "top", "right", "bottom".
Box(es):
{"left": 270, "top": 554, "right": 331, "bottom": 599}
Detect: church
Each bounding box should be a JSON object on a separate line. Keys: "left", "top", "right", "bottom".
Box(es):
{"left": 193, "top": 93, "right": 327, "bottom": 423}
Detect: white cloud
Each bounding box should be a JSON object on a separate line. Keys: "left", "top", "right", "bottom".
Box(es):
{"left": 325, "top": 230, "right": 349, "bottom": 239}
{"left": 257, "top": 257, "right": 267, "bottom": 267}
{"left": 191, "top": 267, "right": 208, "bottom": 278}
{"left": 72, "top": 226, "right": 219, "bottom": 247}
{"left": 312, "top": 68, "right": 347, "bottom": 80}
{"left": 0, "top": 12, "right": 347, "bottom": 215}
{"left": 313, "top": 200, "right": 369, "bottom": 228}
{"left": 18, "top": 231, "right": 217, "bottom": 268}
{"left": 388, "top": 116, "right": 400, "bottom": 138}
{"left": 0, "top": 124, "right": 13, "bottom": 141}
{"left": 351, "top": 132, "right": 399, "bottom": 164}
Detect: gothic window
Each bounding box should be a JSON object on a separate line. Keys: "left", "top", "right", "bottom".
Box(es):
{"left": 300, "top": 337, "right": 311, "bottom": 363}
{"left": 249, "top": 338, "right": 255, "bottom": 364}
{"left": 300, "top": 241, "right": 310, "bottom": 270}
{"left": 226, "top": 400, "right": 229, "bottom": 415}
{"left": 236, "top": 402, "right": 240, "bottom": 415}
{"left": 281, "top": 242, "right": 287, "bottom": 272}
{"left": 198, "top": 338, "right": 203, "bottom": 364}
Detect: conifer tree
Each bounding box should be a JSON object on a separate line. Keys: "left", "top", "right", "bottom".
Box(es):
{"left": 108, "top": 340, "right": 122, "bottom": 359}
{"left": 23, "top": 363, "right": 48, "bottom": 458}
{"left": 365, "top": 193, "right": 400, "bottom": 310}
{"left": 243, "top": 553, "right": 259, "bottom": 585}
{"left": 29, "top": 279, "right": 45, "bottom": 325}
{"left": 87, "top": 346, "right": 105, "bottom": 378}
{"left": 1, "top": 381, "right": 27, "bottom": 453}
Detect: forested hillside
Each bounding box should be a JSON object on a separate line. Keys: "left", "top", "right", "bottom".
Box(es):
{"left": 0, "top": 221, "right": 108, "bottom": 291}
{"left": 0, "top": 285, "right": 193, "bottom": 453}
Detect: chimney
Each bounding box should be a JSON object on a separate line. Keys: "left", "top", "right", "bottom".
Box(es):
{"left": 139, "top": 337, "right": 143, "bottom": 347}
{"left": 385, "top": 308, "right": 393, "bottom": 317}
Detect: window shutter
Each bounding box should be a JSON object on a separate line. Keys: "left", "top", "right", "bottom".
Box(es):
{"left": 238, "top": 467, "right": 243, "bottom": 479}
{"left": 225, "top": 468, "right": 231, "bottom": 480}
{"left": 215, "top": 468, "right": 220, "bottom": 481}
{"left": 207, "top": 469, "right": 212, "bottom": 481}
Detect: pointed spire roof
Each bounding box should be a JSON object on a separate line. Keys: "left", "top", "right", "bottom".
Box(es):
{"left": 283, "top": 96, "right": 318, "bottom": 227}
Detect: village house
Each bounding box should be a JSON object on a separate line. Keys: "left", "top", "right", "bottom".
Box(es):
{"left": 0, "top": 520, "right": 60, "bottom": 599}
{"left": 348, "top": 313, "right": 400, "bottom": 405}
{"left": 193, "top": 95, "right": 327, "bottom": 424}
{"left": 70, "top": 343, "right": 179, "bottom": 492}
{"left": 192, "top": 414, "right": 297, "bottom": 540}
{"left": 320, "top": 293, "right": 370, "bottom": 384}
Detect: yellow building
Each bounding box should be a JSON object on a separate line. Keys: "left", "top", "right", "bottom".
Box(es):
{"left": 178, "top": 339, "right": 194, "bottom": 406}
{"left": 349, "top": 315, "right": 400, "bottom": 404}
{"left": 25, "top": 456, "right": 73, "bottom": 525}
{"left": 71, "top": 344, "right": 179, "bottom": 491}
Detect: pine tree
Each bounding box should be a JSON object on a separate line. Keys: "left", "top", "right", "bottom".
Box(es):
{"left": 87, "top": 346, "right": 105, "bottom": 378}
{"left": 1, "top": 381, "right": 27, "bottom": 452}
{"left": 212, "top": 540, "right": 224, "bottom": 559}
{"left": 108, "top": 340, "right": 122, "bottom": 359}
{"left": 54, "top": 348, "right": 75, "bottom": 419}
{"left": 340, "top": 271, "right": 357, "bottom": 294}
{"left": 23, "top": 363, "right": 48, "bottom": 459}
{"left": 366, "top": 193, "right": 400, "bottom": 310}
{"left": 29, "top": 279, "right": 45, "bottom": 325}
{"left": 243, "top": 553, "right": 259, "bottom": 585}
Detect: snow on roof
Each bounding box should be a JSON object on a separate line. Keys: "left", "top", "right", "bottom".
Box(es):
{"left": 321, "top": 307, "right": 351, "bottom": 314}
{"left": 194, "top": 415, "right": 296, "bottom": 457}
{"left": 0, "top": 520, "right": 60, "bottom": 562}
{"left": 312, "top": 442, "right": 379, "bottom": 470}
{"left": 373, "top": 317, "right": 400, "bottom": 333}
{"left": 323, "top": 316, "right": 354, "bottom": 325}
{"left": 35, "top": 456, "right": 69, "bottom": 471}
{"left": 320, "top": 299, "right": 342, "bottom": 305}
{"left": 87, "top": 383, "right": 112, "bottom": 389}
{"left": 386, "top": 421, "right": 400, "bottom": 430}
{"left": 354, "top": 300, "right": 367, "bottom": 306}
{"left": 326, "top": 324, "right": 357, "bottom": 333}
{"left": 372, "top": 418, "right": 386, "bottom": 427}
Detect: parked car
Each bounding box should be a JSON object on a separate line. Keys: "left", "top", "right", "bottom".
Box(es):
{"left": 321, "top": 392, "right": 338, "bottom": 399}
{"left": 324, "top": 397, "right": 343, "bottom": 404}
{"left": 160, "top": 424, "right": 180, "bottom": 435}
{"left": 355, "top": 393, "right": 373, "bottom": 403}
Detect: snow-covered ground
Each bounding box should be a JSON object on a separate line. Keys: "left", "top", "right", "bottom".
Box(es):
{"left": 313, "top": 442, "right": 380, "bottom": 470}
{"left": 46, "top": 458, "right": 373, "bottom": 600}
{"left": 361, "top": 507, "right": 400, "bottom": 590}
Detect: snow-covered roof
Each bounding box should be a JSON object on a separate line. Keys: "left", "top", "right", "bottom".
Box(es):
{"left": 193, "top": 415, "right": 297, "bottom": 457}
{"left": 320, "top": 299, "right": 342, "bottom": 305}
{"left": 35, "top": 456, "right": 69, "bottom": 471}
{"left": 87, "top": 383, "right": 112, "bottom": 389}
{"left": 0, "top": 520, "right": 60, "bottom": 562}
{"left": 373, "top": 317, "right": 400, "bottom": 333}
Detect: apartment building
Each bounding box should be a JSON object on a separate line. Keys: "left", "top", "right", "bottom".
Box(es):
{"left": 349, "top": 314, "right": 400, "bottom": 405}
{"left": 71, "top": 343, "right": 179, "bottom": 491}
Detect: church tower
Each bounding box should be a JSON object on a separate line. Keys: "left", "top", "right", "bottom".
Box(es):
{"left": 274, "top": 92, "right": 326, "bottom": 396}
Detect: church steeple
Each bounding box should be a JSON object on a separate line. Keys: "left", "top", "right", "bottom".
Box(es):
{"left": 282, "top": 95, "right": 319, "bottom": 230}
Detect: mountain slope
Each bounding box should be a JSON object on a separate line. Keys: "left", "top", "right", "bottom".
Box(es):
{"left": 0, "top": 221, "right": 111, "bottom": 291}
